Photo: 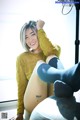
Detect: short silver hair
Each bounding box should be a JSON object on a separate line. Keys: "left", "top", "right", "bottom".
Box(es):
{"left": 20, "top": 21, "right": 37, "bottom": 51}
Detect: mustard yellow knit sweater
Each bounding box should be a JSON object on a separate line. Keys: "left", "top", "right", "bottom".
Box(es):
{"left": 16, "top": 29, "right": 61, "bottom": 115}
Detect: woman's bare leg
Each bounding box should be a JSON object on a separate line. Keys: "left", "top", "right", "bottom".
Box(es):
{"left": 24, "top": 60, "right": 48, "bottom": 113}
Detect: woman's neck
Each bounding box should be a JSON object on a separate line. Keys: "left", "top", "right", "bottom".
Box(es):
{"left": 31, "top": 47, "right": 42, "bottom": 54}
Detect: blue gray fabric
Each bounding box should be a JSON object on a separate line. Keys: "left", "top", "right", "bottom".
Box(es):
{"left": 54, "top": 80, "right": 73, "bottom": 97}
{"left": 37, "top": 62, "right": 80, "bottom": 92}
{"left": 48, "top": 57, "right": 64, "bottom": 69}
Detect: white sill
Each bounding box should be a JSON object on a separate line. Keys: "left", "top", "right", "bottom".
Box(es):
{"left": 0, "top": 100, "right": 17, "bottom": 111}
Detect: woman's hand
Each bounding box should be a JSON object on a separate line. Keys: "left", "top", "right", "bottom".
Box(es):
{"left": 36, "top": 20, "right": 45, "bottom": 30}
{"left": 16, "top": 114, "right": 23, "bottom": 120}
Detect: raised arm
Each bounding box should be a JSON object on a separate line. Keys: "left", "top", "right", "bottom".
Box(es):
{"left": 37, "top": 20, "right": 61, "bottom": 58}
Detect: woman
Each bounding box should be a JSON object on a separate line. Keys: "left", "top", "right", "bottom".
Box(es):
{"left": 16, "top": 20, "right": 61, "bottom": 120}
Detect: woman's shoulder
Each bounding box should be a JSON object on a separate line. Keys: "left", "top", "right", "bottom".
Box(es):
{"left": 16, "top": 52, "right": 29, "bottom": 61}
{"left": 18, "top": 51, "right": 28, "bottom": 57}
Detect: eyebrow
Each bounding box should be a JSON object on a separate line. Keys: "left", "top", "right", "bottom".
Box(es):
{"left": 30, "top": 31, "right": 35, "bottom": 34}
{"left": 25, "top": 31, "right": 35, "bottom": 37}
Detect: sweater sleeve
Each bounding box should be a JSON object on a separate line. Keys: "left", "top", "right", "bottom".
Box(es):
{"left": 16, "top": 56, "right": 28, "bottom": 115}
{"left": 38, "top": 29, "right": 61, "bottom": 58}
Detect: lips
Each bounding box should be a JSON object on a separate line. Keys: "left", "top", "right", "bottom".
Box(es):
{"left": 30, "top": 41, "right": 36, "bottom": 46}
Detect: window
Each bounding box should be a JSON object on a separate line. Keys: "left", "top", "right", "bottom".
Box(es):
{"left": 0, "top": 0, "right": 76, "bottom": 103}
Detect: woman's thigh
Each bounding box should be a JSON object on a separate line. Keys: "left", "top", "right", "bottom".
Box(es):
{"left": 24, "top": 60, "right": 48, "bottom": 113}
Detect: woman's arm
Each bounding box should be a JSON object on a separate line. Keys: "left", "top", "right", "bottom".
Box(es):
{"left": 37, "top": 20, "right": 61, "bottom": 58}
{"left": 16, "top": 56, "right": 28, "bottom": 116}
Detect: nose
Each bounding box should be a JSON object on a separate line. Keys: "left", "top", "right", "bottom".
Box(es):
{"left": 27, "top": 37, "right": 32, "bottom": 44}
{"left": 29, "top": 38, "right": 33, "bottom": 43}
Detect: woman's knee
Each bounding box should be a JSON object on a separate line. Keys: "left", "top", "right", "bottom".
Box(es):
{"left": 35, "top": 60, "right": 45, "bottom": 70}
{"left": 46, "top": 55, "right": 64, "bottom": 69}
{"left": 46, "top": 55, "right": 57, "bottom": 63}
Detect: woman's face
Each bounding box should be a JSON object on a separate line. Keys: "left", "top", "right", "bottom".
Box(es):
{"left": 25, "top": 28, "right": 40, "bottom": 52}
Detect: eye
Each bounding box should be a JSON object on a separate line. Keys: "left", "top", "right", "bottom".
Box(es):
{"left": 31, "top": 33, "right": 35, "bottom": 36}
{"left": 25, "top": 36, "right": 28, "bottom": 39}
